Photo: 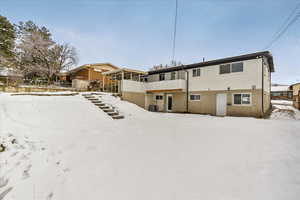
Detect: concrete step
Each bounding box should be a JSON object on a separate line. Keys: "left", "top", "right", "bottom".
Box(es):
{"left": 107, "top": 112, "right": 119, "bottom": 116}
{"left": 91, "top": 93, "right": 102, "bottom": 95}
{"left": 88, "top": 98, "right": 99, "bottom": 101}
{"left": 85, "top": 96, "right": 95, "bottom": 99}
{"left": 94, "top": 103, "right": 105, "bottom": 106}
{"left": 91, "top": 100, "right": 102, "bottom": 103}
{"left": 99, "top": 106, "right": 110, "bottom": 109}
{"left": 112, "top": 115, "right": 124, "bottom": 119}
{"left": 103, "top": 108, "right": 114, "bottom": 112}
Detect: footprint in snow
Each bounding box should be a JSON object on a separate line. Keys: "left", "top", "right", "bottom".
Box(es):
{"left": 22, "top": 165, "right": 32, "bottom": 179}
{"left": 0, "top": 187, "right": 13, "bottom": 200}
{"left": 46, "top": 192, "right": 53, "bottom": 200}
{"left": 10, "top": 151, "right": 18, "bottom": 157}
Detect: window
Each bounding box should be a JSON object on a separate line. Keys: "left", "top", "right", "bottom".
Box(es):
{"left": 232, "top": 62, "right": 243, "bottom": 73}
{"left": 192, "top": 68, "right": 201, "bottom": 77}
{"left": 171, "top": 72, "right": 176, "bottom": 80}
{"left": 220, "top": 62, "right": 244, "bottom": 74}
{"left": 190, "top": 94, "right": 201, "bottom": 101}
{"left": 155, "top": 95, "right": 163, "bottom": 100}
{"left": 159, "top": 73, "right": 165, "bottom": 81}
{"left": 220, "top": 64, "right": 230, "bottom": 74}
{"left": 233, "top": 93, "right": 251, "bottom": 105}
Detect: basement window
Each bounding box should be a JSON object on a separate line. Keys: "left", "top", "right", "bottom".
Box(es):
{"left": 155, "top": 95, "right": 163, "bottom": 100}
{"left": 192, "top": 68, "right": 201, "bottom": 77}
{"left": 219, "top": 64, "right": 231, "bottom": 74}
{"left": 233, "top": 93, "right": 251, "bottom": 105}
{"left": 190, "top": 94, "right": 201, "bottom": 101}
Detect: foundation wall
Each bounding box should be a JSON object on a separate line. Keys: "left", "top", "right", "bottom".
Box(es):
{"left": 122, "top": 92, "right": 145, "bottom": 108}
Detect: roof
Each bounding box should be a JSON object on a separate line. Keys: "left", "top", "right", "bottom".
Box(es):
{"left": 0, "top": 67, "right": 23, "bottom": 77}
{"left": 67, "top": 63, "right": 119, "bottom": 74}
{"left": 271, "top": 85, "right": 291, "bottom": 92}
{"left": 148, "top": 51, "right": 275, "bottom": 75}
{"left": 102, "top": 68, "right": 147, "bottom": 75}
{"left": 290, "top": 82, "right": 300, "bottom": 87}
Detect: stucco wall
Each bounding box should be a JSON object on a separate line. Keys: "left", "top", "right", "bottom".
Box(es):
{"left": 122, "top": 92, "right": 145, "bottom": 108}
{"left": 188, "top": 58, "right": 263, "bottom": 91}
{"left": 187, "top": 89, "right": 263, "bottom": 117}
{"left": 122, "top": 80, "right": 145, "bottom": 93}
{"left": 72, "top": 79, "right": 89, "bottom": 89}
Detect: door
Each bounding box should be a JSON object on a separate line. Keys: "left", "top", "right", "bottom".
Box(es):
{"left": 166, "top": 94, "right": 173, "bottom": 112}
{"left": 216, "top": 93, "right": 227, "bottom": 116}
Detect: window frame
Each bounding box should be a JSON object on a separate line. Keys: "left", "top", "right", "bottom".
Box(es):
{"left": 219, "top": 62, "right": 244, "bottom": 74}
{"left": 171, "top": 72, "right": 176, "bottom": 80}
{"left": 231, "top": 62, "right": 244, "bottom": 73}
{"left": 190, "top": 94, "right": 201, "bottom": 101}
{"left": 219, "top": 64, "right": 231, "bottom": 74}
{"left": 192, "top": 68, "right": 201, "bottom": 77}
{"left": 232, "top": 93, "right": 252, "bottom": 106}
{"left": 159, "top": 73, "right": 165, "bottom": 81}
{"left": 155, "top": 95, "right": 163, "bottom": 100}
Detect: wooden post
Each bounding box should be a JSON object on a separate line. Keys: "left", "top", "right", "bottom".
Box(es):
{"left": 102, "top": 75, "right": 105, "bottom": 91}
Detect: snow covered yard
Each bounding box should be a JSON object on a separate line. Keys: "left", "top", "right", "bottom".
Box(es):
{"left": 270, "top": 100, "right": 300, "bottom": 120}
{"left": 1, "top": 93, "right": 300, "bottom": 200}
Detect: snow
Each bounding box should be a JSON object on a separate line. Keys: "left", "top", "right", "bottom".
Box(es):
{"left": 0, "top": 68, "right": 22, "bottom": 77}
{"left": 1, "top": 92, "right": 300, "bottom": 200}
{"left": 270, "top": 100, "right": 300, "bottom": 120}
{"left": 271, "top": 85, "right": 291, "bottom": 92}
{"left": 271, "top": 100, "right": 293, "bottom": 105}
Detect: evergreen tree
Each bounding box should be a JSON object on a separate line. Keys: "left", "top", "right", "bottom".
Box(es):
{"left": 0, "top": 15, "right": 16, "bottom": 64}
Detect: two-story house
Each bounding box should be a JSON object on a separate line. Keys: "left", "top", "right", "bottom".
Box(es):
{"left": 104, "top": 51, "right": 274, "bottom": 118}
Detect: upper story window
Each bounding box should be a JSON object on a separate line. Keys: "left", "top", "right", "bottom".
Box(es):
{"left": 220, "top": 64, "right": 231, "bottom": 74}
{"left": 231, "top": 62, "right": 244, "bottom": 73}
{"left": 220, "top": 62, "right": 243, "bottom": 74}
{"left": 171, "top": 72, "right": 176, "bottom": 80}
{"left": 159, "top": 73, "right": 165, "bottom": 81}
{"left": 192, "top": 68, "right": 201, "bottom": 77}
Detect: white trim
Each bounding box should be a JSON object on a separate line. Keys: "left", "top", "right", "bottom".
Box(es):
{"left": 155, "top": 95, "right": 163, "bottom": 101}
{"left": 216, "top": 93, "right": 227, "bottom": 116}
{"left": 232, "top": 93, "right": 252, "bottom": 106}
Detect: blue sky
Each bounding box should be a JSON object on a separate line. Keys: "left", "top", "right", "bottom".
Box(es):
{"left": 1, "top": 0, "right": 300, "bottom": 84}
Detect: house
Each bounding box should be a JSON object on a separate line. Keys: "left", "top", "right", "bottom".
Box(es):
{"left": 0, "top": 67, "right": 23, "bottom": 86}
{"left": 102, "top": 68, "right": 148, "bottom": 107}
{"left": 104, "top": 51, "right": 274, "bottom": 118}
{"left": 271, "top": 84, "right": 293, "bottom": 100}
{"left": 289, "top": 82, "right": 300, "bottom": 110}
{"left": 59, "top": 63, "right": 119, "bottom": 89}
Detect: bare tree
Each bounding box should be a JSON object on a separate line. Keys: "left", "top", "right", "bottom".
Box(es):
{"left": 15, "top": 24, "right": 78, "bottom": 84}
{"left": 49, "top": 43, "right": 77, "bottom": 75}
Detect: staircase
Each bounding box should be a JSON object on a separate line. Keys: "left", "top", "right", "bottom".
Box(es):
{"left": 82, "top": 93, "right": 124, "bottom": 119}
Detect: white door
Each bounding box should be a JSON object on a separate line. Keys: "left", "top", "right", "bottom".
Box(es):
{"left": 166, "top": 94, "right": 173, "bottom": 112}
{"left": 216, "top": 93, "right": 227, "bottom": 116}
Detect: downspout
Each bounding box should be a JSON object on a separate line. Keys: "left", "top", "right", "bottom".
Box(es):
{"left": 261, "top": 57, "right": 264, "bottom": 117}
{"left": 182, "top": 66, "right": 189, "bottom": 113}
